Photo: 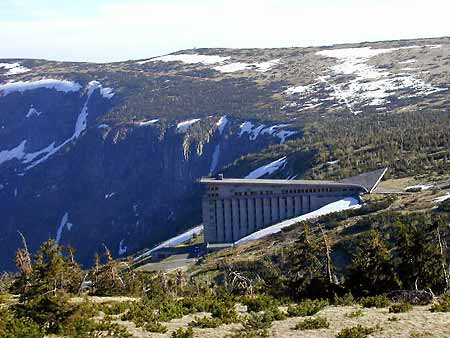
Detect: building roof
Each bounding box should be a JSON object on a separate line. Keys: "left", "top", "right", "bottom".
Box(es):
{"left": 199, "top": 168, "right": 388, "bottom": 193}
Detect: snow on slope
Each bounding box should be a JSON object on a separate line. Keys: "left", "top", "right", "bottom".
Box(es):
{"left": 314, "top": 46, "right": 447, "bottom": 114}
{"left": 0, "top": 81, "right": 109, "bottom": 171}
{"left": 140, "top": 54, "right": 230, "bottom": 65}
{"left": 283, "top": 45, "right": 447, "bottom": 115}
{"left": 245, "top": 157, "right": 287, "bottom": 179}
{"left": 239, "top": 122, "right": 297, "bottom": 143}
{"left": 214, "top": 59, "right": 280, "bottom": 73}
{"left": 0, "top": 62, "right": 30, "bottom": 76}
{"left": 177, "top": 118, "right": 201, "bottom": 132}
{"left": 0, "top": 79, "right": 82, "bottom": 96}
{"left": 216, "top": 116, "right": 228, "bottom": 134}
{"left": 55, "top": 212, "right": 73, "bottom": 244}
{"left": 26, "top": 106, "right": 42, "bottom": 118}
{"left": 138, "top": 119, "right": 159, "bottom": 127}
{"left": 235, "top": 197, "right": 361, "bottom": 244}
{"left": 434, "top": 193, "right": 450, "bottom": 203}
{"left": 134, "top": 225, "right": 204, "bottom": 260}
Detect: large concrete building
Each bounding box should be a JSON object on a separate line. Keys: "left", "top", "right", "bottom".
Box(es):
{"left": 200, "top": 168, "right": 387, "bottom": 244}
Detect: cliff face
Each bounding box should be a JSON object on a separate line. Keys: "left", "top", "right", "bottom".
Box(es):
{"left": 0, "top": 81, "right": 286, "bottom": 269}
{"left": 1, "top": 37, "right": 449, "bottom": 269}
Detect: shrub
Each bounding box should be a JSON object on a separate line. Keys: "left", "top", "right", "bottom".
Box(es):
{"left": 333, "top": 293, "right": 355, "bottom": 306}
{"left": 264, "top": 307, "right": 287, "bottom": 321}
{"left": 189, "top": 316, "right": 222, "bottom": 328}
{"left": 144, "top": 321, "right": 168, "bottom": 333}
{"left": 242, "top": 294, "right": 279, "bottom": 312}
{"left": 359, "top": 295, "right": 391, "bottom": 308}
{"left": 287, "top": 299, "right": 328, "bottom": 317}
{"left": 99, "top": 301, "right": 133, "bottom": 315}
{"left": 387, "top": 316, "right": 400, "bottom": 322}
{"left": 211, "top": 301, "right": 239, "bottom": 324}
{"left": 294, "top": 317, "right": 329, "bottom": 330}
{"left": 389, "top": 302, "right": 412, "bottom": 313}
{"left": 430, "top": 298, "right": 450, "bottom": 312}
{"left": 62, "top": 316, "right": 130, "bottom": 338}
{"left": 0, "top": 308, "right": 44, "bottom": 338}
{"left": 171, "top": 327, "right": 194, "bottom": 338}
{"left": 242, "top": 312, "right": 273, "bottom": 331}
{"left": 344, "top": 310, "right": 363, "bottom": 318}
{"left": 336, "top": 325, "right": 378, "bottom": 338}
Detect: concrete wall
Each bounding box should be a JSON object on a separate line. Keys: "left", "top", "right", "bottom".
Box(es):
{"left": 203, "top": 182, "right": 362, "bottom": 244}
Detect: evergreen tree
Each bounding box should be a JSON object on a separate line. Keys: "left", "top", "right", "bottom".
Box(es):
{"left": 346, "top": 230, "right": 400, "bottom": 296}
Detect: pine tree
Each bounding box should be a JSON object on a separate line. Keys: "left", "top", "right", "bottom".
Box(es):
{"left": 346, "top": 230, "right": 400, "bottom": 296}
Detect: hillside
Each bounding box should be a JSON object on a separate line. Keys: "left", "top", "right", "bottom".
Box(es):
{"left": 1, "top": 36, "right": 450, "bottom": 269}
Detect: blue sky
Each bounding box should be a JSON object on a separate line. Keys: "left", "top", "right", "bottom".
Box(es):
{"left": 1, "top": 0, "right": 449, "bottom": 62}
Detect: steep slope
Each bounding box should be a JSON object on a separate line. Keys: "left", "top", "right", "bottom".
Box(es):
{"left": 1, "top": 37, "right": 450, "bottom": 269}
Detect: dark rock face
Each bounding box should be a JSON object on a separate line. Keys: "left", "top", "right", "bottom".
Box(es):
{"left": 0, "top": 83, "right": 282, "bottom": 269}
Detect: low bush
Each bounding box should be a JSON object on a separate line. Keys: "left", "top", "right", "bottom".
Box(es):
{"left": 242, "top": 294, "right": 279, "bottom": 312}
{"left": 430, "top": 292, "right": 450, "bottom": 312}
{"left": 144, "top": 321, "right": 168, "bottom": 333}
{"left": 242, "top": 312, "right": 273, "bottom": 331}
{"left": 389, "top": 302, "right": 413, "bottom": 313}
{"left": 211, "top": 301, "right": 239, "bottom": 324}
{"left": 99, "top": 301, "right": 133, "bottom": 315}
{"left": 0, "top": 308, "right": 44, "bottom": 338}
{"left": 264, "top": 307, "right": 287, "bottom": 321}
{"left": 294, "top": 317, "right": 329, "bottom": 330}
{"left": 228, "top": 328, "right": 270, "bottom": 338}
{"left": 62, "top": 316, "right": 130, "bottom": 338}
{"left": 336, "top": 325, "right": 378, "bottom": 338}
{"left": 189, "top": 316, "right": 222, "bottom": 328}
{"left": 287, "top": 299, "right": 328, "bottom": 317}
{"left": 359, "top": 295, "right": 391, "bottom": 308}
{"left": 344, "top": 310, "right": 363, "bottom": 318}
{"left": 171, "top": 327, "right": 194, "bottom": 338}
{"left": 333, "top": 293, "right": 355, "bottom": 306}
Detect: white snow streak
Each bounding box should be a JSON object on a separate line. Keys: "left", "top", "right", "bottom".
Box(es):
{"left": 138, "top": 119, "right": 159, "bottom": 126}
{"left": 55, "top": 212, "right": 73, "bottom": 244}
{"left": 245, "top": 157, "right": 287, "bottom": 179}
{"left": 118, "top": 239, "right": 128, "bottom": 256}
{"left": 236, "top": 197, "right": 360, "bottom": 244}
{"left": 140, "top": 54, "right": 230, "bottom": 65}
{"left": 434, "top": 193, "right": 450, "bottom": 203}
{"left": 177, "top": 119, "right": 201, "bottom": 132}
{"left": 26, "top": 106, "right": 42, "bottom": 118}
{"left": 0, "top": 79, "right": 82, "bottom": 96}
{"left": 134, "top": 225, "right": 204, "bottom": 260}
{"left": 0, "top": 62, "right": 30, "bottom": 76}
{"left": 216, "top": 116, "right": 228, "bottom": 134}
{"left": 214, "top": 59, "right": 280, "bottom": 73}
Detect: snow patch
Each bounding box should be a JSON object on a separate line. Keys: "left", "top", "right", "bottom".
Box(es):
{"left": 216, "top": 116, "right": 228, "bottom": 134}
{"left": 433, "top": 193, "right": 450, "bottom": 203}
{"left": 177, "top": 118, "right": 201, "bottom": 132}
{"left": 138, "top": 119, "right": 159, "bottom": 127}
{"left": 105, "top": 192, "right": 116, "bottom": 199}
{"left": 236, "top": 197, "right": 361, "bottom": 244}
{"left": 0, "top": 79, "right": 82, "bottom": 96}
{"left": 118, "top": 239, "right": 127, "bottom": 256}
{"left": 55, "top": 212, "right": 73, "bottom": 244}
{"left": 26, "top": 106, "right": 42, "bottom": 118}
{"left": 245, "top": 157, "right": 287, "bottom": 179}
{"left": 98, "top": 124, "right": 109, "bottom": 129}
{"left": 313, "top": 46, "right": 447, "bottom": 114}
{"left": 404, "top": 184, "right": 433, "bottom": 191}
{"left": 134, "top": 225, "right": 203, "bottom": 260}
{"left": 0, "top": 62, "right": 30, "bottom": 76}
{"left": 140, "top": 54, "right": 230, "bottom": 65}
{"left": 214, "top": 59, "right": 280, "bottom": 73}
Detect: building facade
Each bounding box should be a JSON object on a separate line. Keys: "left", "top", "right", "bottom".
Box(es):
{"left": 200, "top": 169, "right": 386, "bottom": 244}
